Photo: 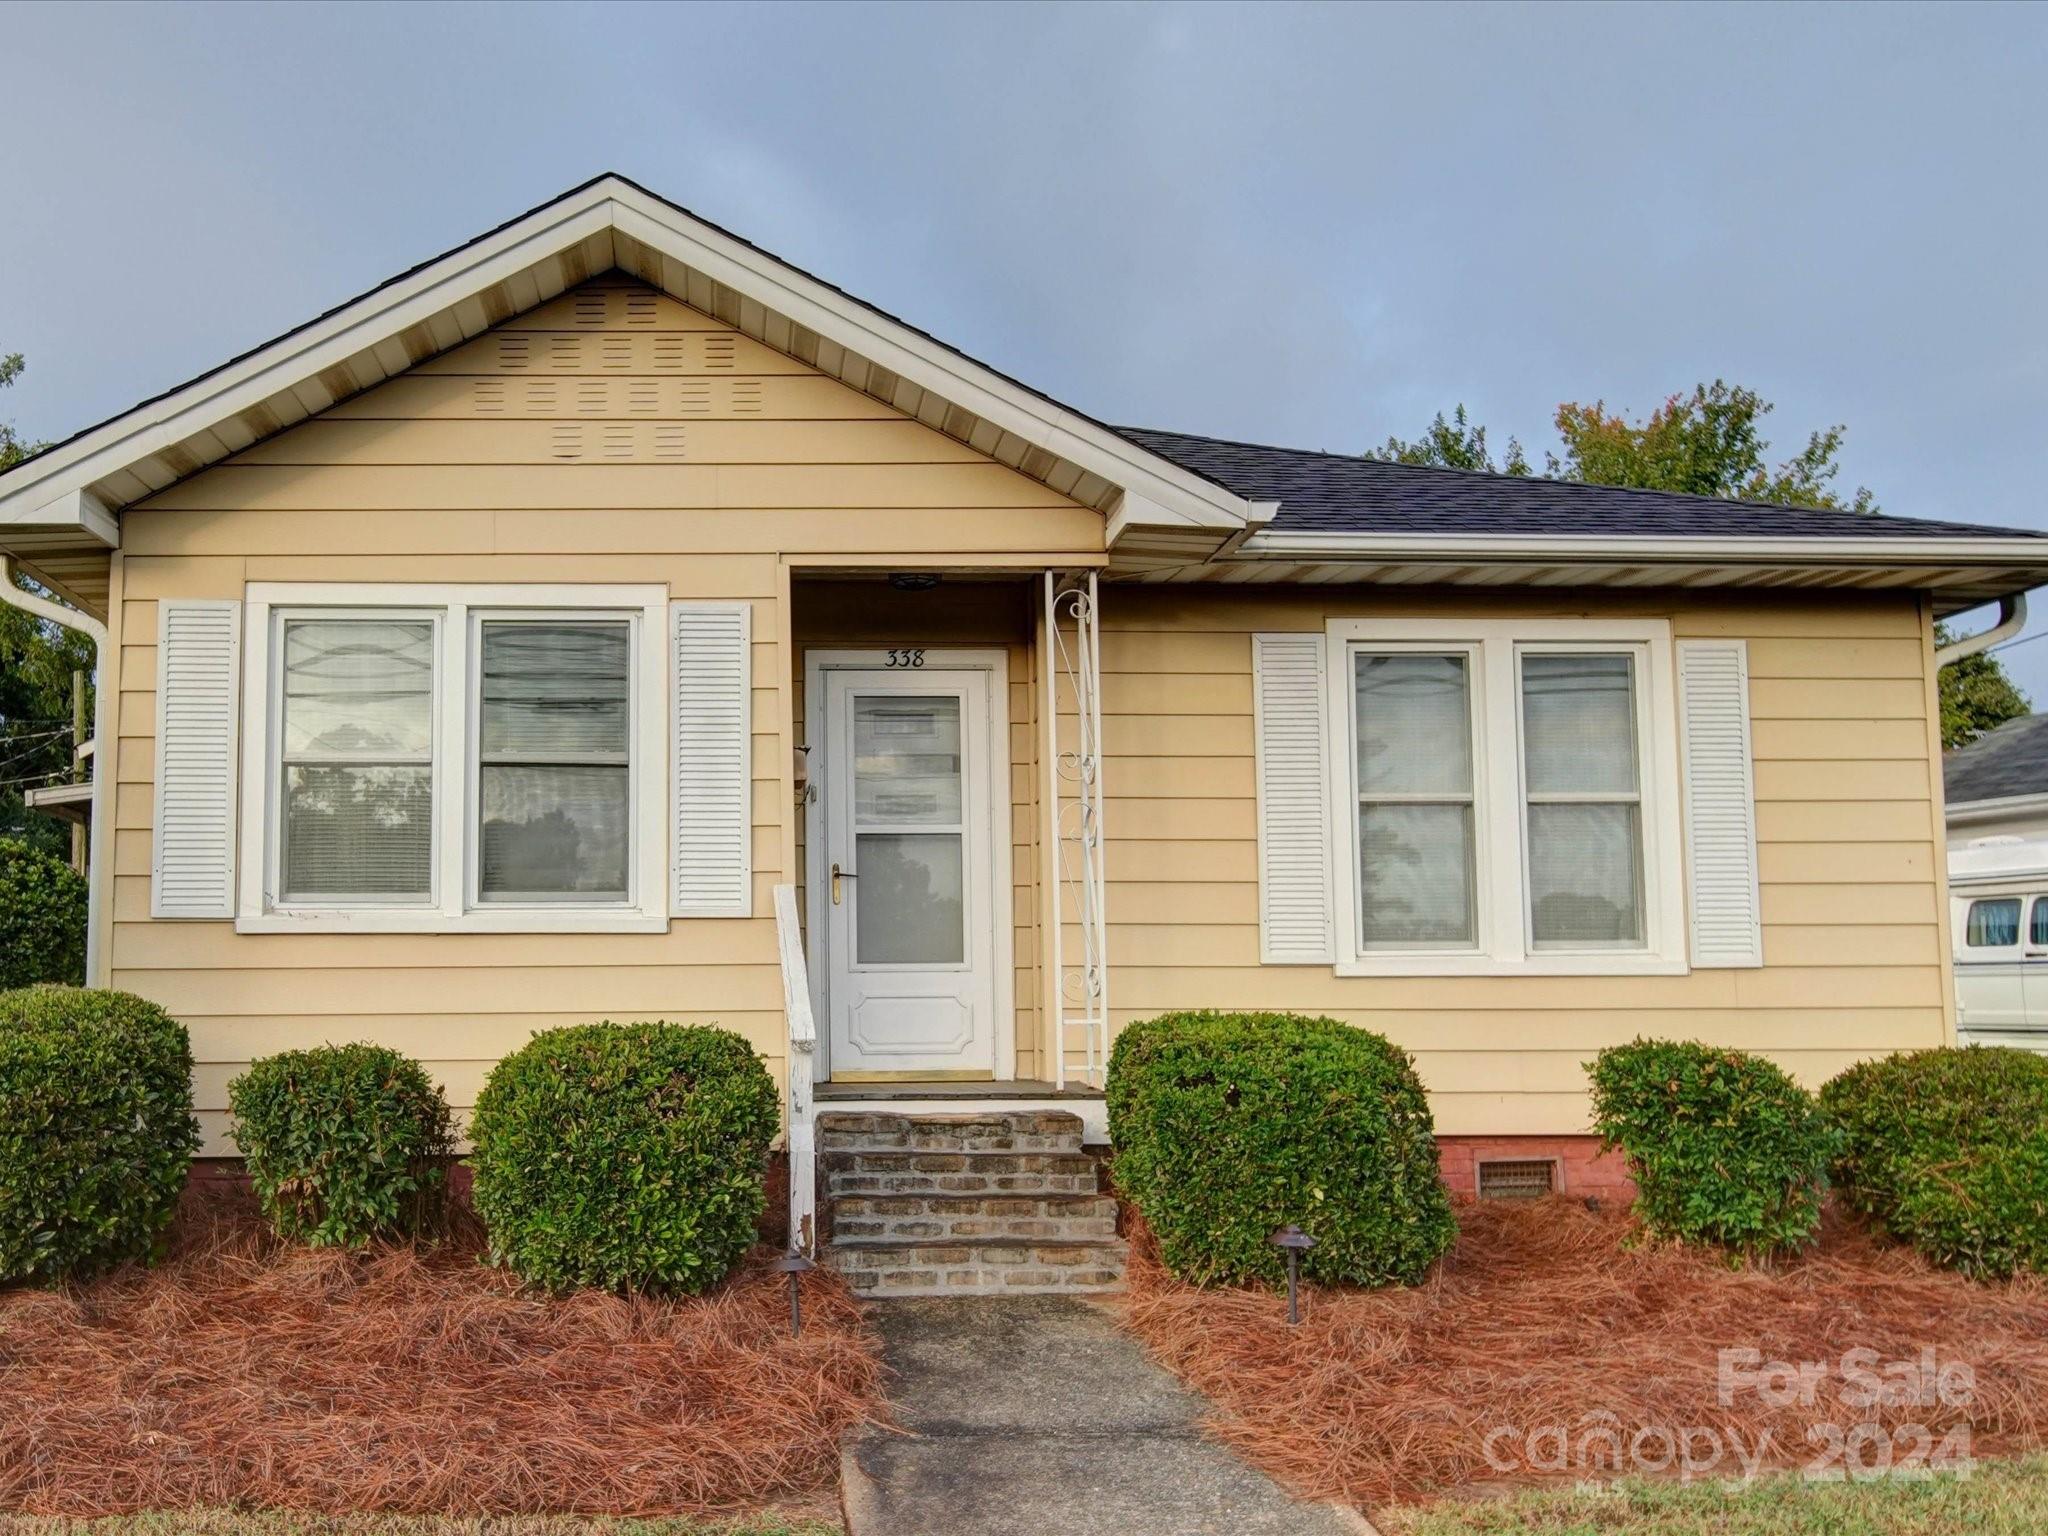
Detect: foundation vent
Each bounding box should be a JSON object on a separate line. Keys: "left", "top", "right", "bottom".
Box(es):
{"left": 1476, "top": 1159, "right": 1556, "bottom": 1202}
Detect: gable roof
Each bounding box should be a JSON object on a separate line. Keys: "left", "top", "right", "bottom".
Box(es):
{"left": 5, "top": 172, "right": 2047, "bottom": 620}
{"left": 0, "top": 173, "right": 1258, "bottom": 611}
{"left": 1946, "top": 711, "right": 2048, "bottom": 809}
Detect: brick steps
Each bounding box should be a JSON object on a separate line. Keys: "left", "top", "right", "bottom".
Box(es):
{"left": 816, "top": 1110, "right": 1125, "bottom": 1298}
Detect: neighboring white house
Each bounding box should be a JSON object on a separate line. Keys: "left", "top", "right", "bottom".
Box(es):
{"left": 1947, "top": 713, "right": 2048, "bottom": 1044}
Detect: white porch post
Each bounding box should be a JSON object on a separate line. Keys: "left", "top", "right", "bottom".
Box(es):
{"left": 1043, "top": 570, "right": 1109, "bottom": 1088}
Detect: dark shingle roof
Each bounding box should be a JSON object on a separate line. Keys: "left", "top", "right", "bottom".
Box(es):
{"left": 1947, "top": 713, "right": 2048, "bottom": 805}
{"left": 1117, "top": 425, "right": 2048, "bottom": 543}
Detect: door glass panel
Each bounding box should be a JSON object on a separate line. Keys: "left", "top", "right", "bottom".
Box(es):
{"left": 2032, "top": 898, "right": 2048, "bottom": 947}
{"left": 855, "top": 695, "right": 962, "bottom": 825}
{"left": 856, "top": 832, "right": 965, "bottom": 963}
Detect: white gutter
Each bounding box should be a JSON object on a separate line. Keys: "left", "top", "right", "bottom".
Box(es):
{"left": 1, "top": 556, "right": 112, "bottom": 986}
{"left": 1934, "top": 592, "right": 2027, "bottom": 667}
{"left": 1948, "top": 790, "right": 2048, "bottom": 827}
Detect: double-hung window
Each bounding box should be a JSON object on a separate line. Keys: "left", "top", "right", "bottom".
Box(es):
{"left": 240, "top": 584, "right": 668, "bottom": 933}
{"left": 1331, "top": 619, "right": 1686, "bottom": 975}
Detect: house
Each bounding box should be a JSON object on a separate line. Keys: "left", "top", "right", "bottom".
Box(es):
{"left": 1943, "top": 710, "right": 2048, "bottom": 1045}
{"left": 5, "top": 174, "right": 2046, "bottom": 1281}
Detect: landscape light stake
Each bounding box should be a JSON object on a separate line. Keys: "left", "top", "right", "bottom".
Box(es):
{"left": 773, "top": 1250, "right": 816, "bottom": 1336}
{"left": 1269, "top": 1225, "right": 1316, "bottom": 1325}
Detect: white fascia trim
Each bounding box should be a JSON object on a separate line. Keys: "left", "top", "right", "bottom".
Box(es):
{"left": 1948, "top": 792, "right": 2048, "bottom": 827}
{"left": 605, "top": 188, "right": 1251, "bottom": 530}
{"left": 0, "top": 198, "right": 617, "bottom": 522}
{"left": 0, "top": 176, "right": 1255, "bottom": 534}
{"left": 1242, "top": 529, "right": 2048, "bottom": 568}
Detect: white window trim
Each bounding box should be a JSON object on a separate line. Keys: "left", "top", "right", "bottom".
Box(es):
{"left": 1326, "top": 617, "right": 1688, "bottom": 977}
{"left": 236, "top": 582, "right": 670, "bottom": 934}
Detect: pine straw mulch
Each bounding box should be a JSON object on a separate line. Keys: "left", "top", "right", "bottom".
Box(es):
{"left": 0, "top": 1182, "right": 885, "bottom": 1518}
{"left": 1119, "top": 1196, "right": 2048, "bottom": 1512}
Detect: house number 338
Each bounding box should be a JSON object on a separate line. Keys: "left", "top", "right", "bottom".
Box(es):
{"left": 885, "top": 648, "right": 927, "bottom": 668}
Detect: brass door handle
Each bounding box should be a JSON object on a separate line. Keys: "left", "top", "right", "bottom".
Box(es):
{"left": 832, "top": 862, "right": 857, "bottom": 904}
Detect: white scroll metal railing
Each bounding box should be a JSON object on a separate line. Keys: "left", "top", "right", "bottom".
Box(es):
{"left": 773, "top": 882, "right": 818, "bottom": 1254}
{"left": 1043, "top": 570, "right": 1109, "bottom": 1089}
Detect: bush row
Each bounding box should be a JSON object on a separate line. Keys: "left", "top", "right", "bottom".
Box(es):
{"left": 2, "top": 989, "right": 778, "bottom": 1294}
{"left": 1589, "top": 1037, "right": 2048, "bottom": 1277}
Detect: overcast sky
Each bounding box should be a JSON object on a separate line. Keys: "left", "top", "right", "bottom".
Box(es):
{"left": 7, "top": 2, "right": 2048, "bottom": 692}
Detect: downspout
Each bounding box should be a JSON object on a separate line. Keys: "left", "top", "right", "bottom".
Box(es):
{"left": 1935, "top": 592, "right": 2027, "bottom": 667}
{"left": 1, "top": 555, "right": 113, "bottom": 986}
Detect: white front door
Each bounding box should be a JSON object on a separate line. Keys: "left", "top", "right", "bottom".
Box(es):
{"left": 817, "top": 661, "right": 1001, "bottom": 1078}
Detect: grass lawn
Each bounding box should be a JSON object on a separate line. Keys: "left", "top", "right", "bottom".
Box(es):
{"left": 0, "top": 1519, "right": 838, "bottom": 1535}
{"left": 1378, "top": 1456, "right": 2048, "bottom": 1534}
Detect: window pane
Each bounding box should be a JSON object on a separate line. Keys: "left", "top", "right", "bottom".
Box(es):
{"left": 1359, "top": 803, "right": 1476, "bottom": 949}
{"left": 855, "top": 695, "right": 963, "bottom": 825}
{"left": 1528, "top": 803, "right": 1645, "bottom": 947}
{"left": 282, "top": 620, "right": 433, "bottom": 758}
{"left": 480, "top": 621, "right": 630, "bottom": 758}
{"left": 2034, "top": 899, "right": 2048, "bottom": 947}
{"left": 282, "top": 765, "right": 432, "bottom": 899}
{"left": 479, "top": 764, "right": 629, "bottom": 899}
{"left": 1522, "top": 653, "right": 1638, "bottom": 794}
{"left": 1969, "top": 899, "right": 2021, "bottom": 948}
{"left": 1354, "top": 653, "right": 1472, "bottom": 794}
{"left": 856, "top": 832, "right": 965, "bottom": 964}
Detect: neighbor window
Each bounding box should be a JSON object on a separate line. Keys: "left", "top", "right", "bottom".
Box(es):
{"left": 1967, "top": 898, "right": 2021, "bottom": 948}
{"left": 1330, "top": 619, "right": 1683, "bottom": 974}
{"left": 243, "top": 583, "right": 666, "bottom": 933}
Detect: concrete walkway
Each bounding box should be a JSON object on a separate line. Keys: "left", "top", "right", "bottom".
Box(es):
{"left": 841, "top": 1295, "right": 1364, "bottom": 1536}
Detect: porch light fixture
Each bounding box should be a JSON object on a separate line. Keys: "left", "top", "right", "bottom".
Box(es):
{"left": 773, "top": 1248, "right": 817, "bottom": 1336}
{"left": 1269, "top": 1225, "right": 1316, "bottom": 1325}
{"left": 887, "top": 571, "right": 942, "bottom": 592}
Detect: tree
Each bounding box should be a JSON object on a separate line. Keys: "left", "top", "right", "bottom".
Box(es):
{"left": 1937, "top": 627, "right": 2030, "bottom": 750}
{"left": 1548, "top": 380, "right": 1875, "bottom": 512}
{"left": 1366, "top": 403, "right": 1530, "bottom": 476}
{"left": 1371, "top": 381, "right": 2028, "bottom": 742}
{"left": 0, "top": 354, "right": 93, "bottom": 858}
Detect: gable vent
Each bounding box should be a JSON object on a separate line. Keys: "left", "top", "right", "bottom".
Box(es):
{"left": 473, "top": 380, "right": 506, "bottom": 414}
{"left": 572, "top": 290, "right": 608, "bottom": 327}
{"left": 525, "top": 379, "right": 558, "bottom": 413}
{"left": 626, "top": 290, "right": 658, "bottom": 326}
{"left": 627, "top": 379, "right": 658, "bottom": 415}
{"left": 678, "top": 381, "right": 712, "bottom": 416}
{"left": 654, "top": 424, "right": 688, "bottom": 461}
{"left": 601, "top": 336, "right": 632, "bottom": 371}
{"left": 730, "top": 380, "right": 763, "bottom": 414}
{"left": 548, "top": 335, "right": 581, "bottom": 370}
{"left": 1476, "top": 1159, "right": 1556, "bottom": 1202}
{"left": 702, "top": 335, "right": 738, "bottom": 370}
{"left": 548, "top": 423, "right": 583, "bottom": 460}
{"left": 600, "top": 424, "right": 634, "bottom": 460}
{"left": 497, "top": 334, "right": 532, "bottom": 371}
{"left": 653, "top": 336, "right": 687, "bottom": 372}
{"left": 576, "top": 380, "right": 607, "bottom": 416}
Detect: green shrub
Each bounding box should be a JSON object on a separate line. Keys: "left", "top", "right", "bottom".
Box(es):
{"left": 1822, "top": 1046, "right": 2048, "bottom": 1279}
{"left": 1106, "top": 1010, "right": 1457, "bottom": 1288}
{"left": 0, "top": 986, "right": 199, "bottom": 1283}
{"left": 228, "top": 1043, "right": 455, "bottom": 1248}
{"left": 0, "top": 840, "right": 87, "bottom": 989}
{"left": 1587, "top": 1038, "right": 1834, "bottom": 1260}
{"left": 468, "top": 1022, "right": 779, "bottom": 1294}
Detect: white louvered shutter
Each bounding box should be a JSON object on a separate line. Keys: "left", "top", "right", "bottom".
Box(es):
{"left": 1677, "top": 639, "right": 1763, "bottom": 968}
{"left": 1253, "top": 633, "right": 1335, "bottom": 963}
{"left": 671, "top": 602, "right": 753, "bottom": 917}
{"left": 151, "top": 600, "right": 241, "bottom": 918}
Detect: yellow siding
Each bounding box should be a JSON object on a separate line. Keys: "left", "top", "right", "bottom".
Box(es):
{"left": 104, "top": 272, "right": 1955, "bottom": 1149}
{"left": 108, "top": 278, "right": 1100, "bottom": 1153}
{"left": 1088, "top": 586, "right": 1953, "bottom": 1135}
